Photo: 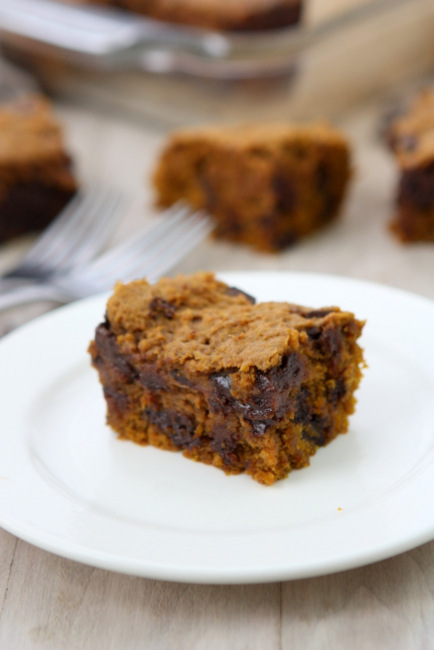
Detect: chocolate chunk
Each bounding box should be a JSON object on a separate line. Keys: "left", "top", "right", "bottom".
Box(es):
{"left": 94, "top": 322, "right": 138, "bottom": 381}
{"left": 143, "top": 407, "right": 197, "bottom": 449}
{"left": 266, "top": 353, "right": 307, "bottom": 392}
{"left": 293, "top": 386, "right": 311, "bottom": 424}
{"left": 304, "top": 309, "right": 335, "bottom": 319}
{"left": 273, "top": 172, "right": 296, "bottom": 212}
{"left": 210, "top": 423, "right": 241, "bottom": 467}
{"left": 306, "top": 324, "right": 342, "bottom": 357}
{"left": 399, "top": 162, "right": 434, "bottom": 208}
{"left": 302, "top": 414, "right": 329, "bottom": 446}
{"left": 103, "top": 385, "right": 130, "bottom": 413}
{"left": 210, "top": 353, "right": 307, "bottom": 420}
{"left": 149, "top": 297, "right": 176, "bottom": 319}
{"left": 329, "top": 378, "right": 347, "bottom": 403}
{"left": 171, "top": 369, "right": 195, "bottom": 388}
{"left": 138, "top": 364, "right": 168, "bottom": 391}
{"left": 248, "top": 419, "right": 275, "bottom": 436}
{"left": 225, "top": 286, "right": 256, "bottom": 304}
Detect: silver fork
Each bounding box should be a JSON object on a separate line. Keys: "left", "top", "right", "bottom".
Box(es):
{"left": 0, "top": 204, "right": 214, "bottom": 312}
{"left": 0, "top": 187, "right": 124, "bottom": 292}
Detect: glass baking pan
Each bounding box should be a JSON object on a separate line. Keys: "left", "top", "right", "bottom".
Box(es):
{"left": 1, "top": 0, "right": 433, "bottom": 127}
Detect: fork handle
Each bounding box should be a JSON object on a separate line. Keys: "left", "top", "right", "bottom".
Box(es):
{"left": 0, "top": 277, "right": 40, "bottom": 293}
{"left": 0, "top": 284, "right": 71, "bottom": 312}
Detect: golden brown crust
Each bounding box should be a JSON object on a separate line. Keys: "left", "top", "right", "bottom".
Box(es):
{"left": 107, "top": 272, "right": 357, "bottom": 374}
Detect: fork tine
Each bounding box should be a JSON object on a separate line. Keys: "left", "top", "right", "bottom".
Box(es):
{"left": 64, "top": 190, "right": 125, "bottom": 268}
{"left": 72, "top": 206, "right": 213, "bottom": 291}
{"left": 145, "top": 213, "right": 214, "bottom": 283}
{"left": 24, "top": 187, "right": 122, "bottom": 272}
{"left": 99, "top": 209, "right": 200, "bottom": 279}
{"left": 0, "top": 206, "right": 214, "bottom": 310}
{"left": 85, "top": 202, "right": 189, "bottom": 275}
{"left": 22, "top": 190, "right": 93, "bottom": 265}
{"left": 39, "top": 189, "right": 114, "bottom": 268}
{"left": 117, "top": 210, "right": 212, "bottom": 281}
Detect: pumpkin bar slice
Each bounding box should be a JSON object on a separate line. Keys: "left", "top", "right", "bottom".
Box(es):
{"left": 153, "top": 123, "right": 351, "bottom": 252}
{"left": 69, "top": 0, "right": 303, "bottom": 32}
{"left": 89, "top": 272, "right": 365, "bottom": 485}
{"left": 388, "top": 88, "right": 434, "bottom": 242}
{"left": 0, "top": 94, "right": 77, "bottom": 243}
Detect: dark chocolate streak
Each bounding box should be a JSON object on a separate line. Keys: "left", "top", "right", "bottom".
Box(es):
{"left": 143, "top": 407, "right": 198, "bottom": 449}
{"left": 209, "top": 423, "right": 242, "bottom": 468}
{"left": 0, "top": 181, "right": 76, "bottom": 243}
{"left": 148, "top": 296, "right": 176, "bottom": 319}
{"left": 209, "top": 353, "right": 308, "bottom": 432}
{"left": 306, "top": 324, "right": 342, "bottom": 357}
{"left": 302, "top": 413, "right": 329, "bottom": 446}
{"left": 272, "top": 173, "right": 296, "bottom": 212}
{"left": 94, "top": 322, "right": 138, "bottom": 380}
{"left": 230, "top": 2, "right": 302, "bottom": 31}
{"left": 304, "top": 309, "right": 335, "bottom": 319}
{"left": 399, "top": 162, "right": 434, "bottom": 208}
{"left": 225, "top": 286, "right": 256, "bottom": 304}
{"left": 94, "top": 317, "right": 346, "bottom": 460}
{"left": 296, "top": 380, "right": 346, "bottom": 446}
{"left": 104, "top": 385, "right": 130, "bottom": 413}
{"left": 316, "top": 161, "right": 339, "bottom": 221}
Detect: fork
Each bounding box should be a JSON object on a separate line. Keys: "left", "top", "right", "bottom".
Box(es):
{"left": 0, "top": 204, "right": 214, "bottom": 312}
{"left": 0, "top": 187, "right": 124, "bottom": 291}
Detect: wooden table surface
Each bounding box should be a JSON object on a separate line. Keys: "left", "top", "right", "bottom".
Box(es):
{"left": 0, "top": 93, "right": 434, "bottom": 649}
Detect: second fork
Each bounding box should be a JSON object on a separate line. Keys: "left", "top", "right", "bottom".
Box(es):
{"left": 0, "top": 204, "right": 214, "bottom": 312}
{"left": 0, "top": 186, "right": 124, "bottom": 291}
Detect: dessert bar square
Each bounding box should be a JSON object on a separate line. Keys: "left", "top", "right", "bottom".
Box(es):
{"left": 153, "top": 123, "right": 351, "bottom": 252}
{"left": 68, "top": 0, "right": 303, "bottom": 32}
{"left": 388, "top": 88, "right": 434, "bottom": 243}
{"left": 89, "top": 272, "right": 365, "bottom": 485}
{"left": 0, "top": 94, "right": 77, "bottom": 243}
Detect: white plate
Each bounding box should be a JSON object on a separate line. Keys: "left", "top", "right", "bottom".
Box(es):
{"left": 1, "top": 271, "right": 434, "bottom": 584}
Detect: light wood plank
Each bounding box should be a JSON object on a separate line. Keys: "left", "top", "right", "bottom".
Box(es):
{"left": 0, "top": 530, "right": 18, "bottom": 625}
{"left": 0, "top": 542, "right": 280, "bottom": 650}
{"left": 281, "top": 541, "right": 434, "bottom": 650}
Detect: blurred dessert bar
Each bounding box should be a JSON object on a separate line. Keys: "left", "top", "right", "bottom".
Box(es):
{"left": 72, "top": 0, "right": 303, "bottom": 31}
{"left": 153, "top": 123, "right": 351, "bottom": 252}
{"left": 0, "top": 94, "right": 77, "bottom": 243}
{"left": 89, "top": 272, "right": 365, "bottom": 485}
{"left": 388, "top": 89, "right": 434, "bottom": 243}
